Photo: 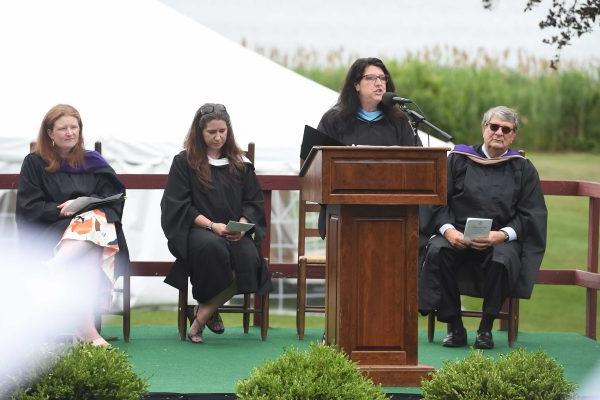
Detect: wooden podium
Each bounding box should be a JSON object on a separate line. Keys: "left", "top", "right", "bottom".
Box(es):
{"left": 300, "top": 146, "right": 447, "bottom": 386}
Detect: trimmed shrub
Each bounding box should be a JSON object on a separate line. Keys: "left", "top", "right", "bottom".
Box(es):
{"left": 490, "top": 349, "right": 577, "bottom": 400}
{"left": 11, "top": 343, "right": 148, "bottom": 400}
{"left": 235, "top": 342, "right": 387, "bottom": 400}
{"left": 421, "top": 348, "right": 576, "bottom": 400}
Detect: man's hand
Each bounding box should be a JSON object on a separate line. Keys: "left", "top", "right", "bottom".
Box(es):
{"left": 470, "top": 230, "right": 506, "bottom": 251}
{"left": 443, "top": 228, "right": 469, "bottom": 250}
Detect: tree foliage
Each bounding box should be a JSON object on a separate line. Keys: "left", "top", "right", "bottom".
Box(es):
{"left": 483, "top": 0, "right": 600, "bottom": 68}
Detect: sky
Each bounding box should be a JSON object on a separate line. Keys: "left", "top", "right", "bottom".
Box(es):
{"left": 161, "top": 0, "right": 600, "bottom": 67}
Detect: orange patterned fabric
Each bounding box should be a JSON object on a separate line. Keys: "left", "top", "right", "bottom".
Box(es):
{"left": 57, "top": 209, "right": 120, "bottom": 284}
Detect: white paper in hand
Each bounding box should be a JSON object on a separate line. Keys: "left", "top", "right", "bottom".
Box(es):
{"left": 463, "top": 218, "right": 492, "bottom": 241}
{"left": 226, "top": 220, "right": 254, "bottom": 233}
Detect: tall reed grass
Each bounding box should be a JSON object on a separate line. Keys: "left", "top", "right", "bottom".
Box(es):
{"left": 251, "top": 44, "right": 600, "bottom": 151}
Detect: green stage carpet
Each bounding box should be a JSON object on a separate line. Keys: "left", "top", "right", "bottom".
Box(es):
{"left": 102, "top": 325, "right": 600, "bottom": 395}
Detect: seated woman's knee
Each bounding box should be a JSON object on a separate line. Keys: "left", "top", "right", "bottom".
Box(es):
{"left": 188, "top": 228, "right": 229, "bottom": 259}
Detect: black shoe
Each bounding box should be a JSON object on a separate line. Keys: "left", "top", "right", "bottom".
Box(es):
{"left": 442, "top": 327, "right": 467, "bottom": 347}
{"left": 474, "top": 330, "right": 494, "bottom": 349}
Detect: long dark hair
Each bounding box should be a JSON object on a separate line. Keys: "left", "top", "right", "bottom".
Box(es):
{"left": 36, "top": 104, "right": 85, "bottom": 172}
{"left": 336, "top": 57, "right": 405, "bottom": 124}
{"left": 183, "top": 104, "right": 245, "bottom": 190}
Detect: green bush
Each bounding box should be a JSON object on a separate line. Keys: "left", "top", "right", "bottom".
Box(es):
{"left": 235, "top": 342, "right": 387, "bottom": 400}
{"left": 421, "top": 348, "right": 576, "bottom": 400}
{"left": 11, "top": 343, "right": 148, "bottom": 400}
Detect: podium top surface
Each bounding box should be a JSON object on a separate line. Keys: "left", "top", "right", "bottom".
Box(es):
{"left": 300, "top": 146, "right": 448, "bottom": 205}
{"left": 300, "top": 146, "right": 450, "bottom": 176}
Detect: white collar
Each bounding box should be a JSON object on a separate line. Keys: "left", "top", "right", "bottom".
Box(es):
{"left": 207, "top": 155, "right": 252, "bottom": 166}
{"left": 482, "top": 145, "right": 508, "bottom": 159}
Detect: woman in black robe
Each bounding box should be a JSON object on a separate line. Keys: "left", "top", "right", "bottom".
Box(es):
{"left": 161, "top": 103, "right": 270, "bottom": 344}
{"left": 315, "top": 57, "right": 423, "bottom": 238}
{"left": 16, "top": 104, "right": 128, "bottom": 347}
{"left": 317, "top": 57, "right": 419, "bottom": 147}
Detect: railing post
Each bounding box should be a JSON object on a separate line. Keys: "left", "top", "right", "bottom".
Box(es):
{"left": 586, "top": 196, "right": 599, "bottom": 340}
{"left": 253, "top": 188, "right": 272, "bottom": 327}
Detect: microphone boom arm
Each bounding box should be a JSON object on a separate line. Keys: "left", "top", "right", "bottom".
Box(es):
{"left": 401, "top": 105, "right": 453, "bottom": 142}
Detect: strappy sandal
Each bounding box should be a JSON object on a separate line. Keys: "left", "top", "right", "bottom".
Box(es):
{"left": 206, "top": 311, "right": 225, "bottom": 334}
{"left": 187, "top": 305, "right": 205, "bottom": 344}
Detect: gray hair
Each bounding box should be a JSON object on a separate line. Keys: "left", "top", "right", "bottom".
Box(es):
{"left": 481, "top": 106, "right": 519, "bottom": 132}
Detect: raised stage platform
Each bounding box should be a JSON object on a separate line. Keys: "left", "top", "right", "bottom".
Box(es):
{"left": 102, "top": 325, "right": 600, "bottom": 398}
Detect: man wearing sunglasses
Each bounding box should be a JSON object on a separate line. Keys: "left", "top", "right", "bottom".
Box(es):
{"left": 418, "top": 106, "right": 547, "bottom": 349}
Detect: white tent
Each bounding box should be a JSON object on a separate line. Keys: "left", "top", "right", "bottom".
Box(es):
{"left": 0, "top": 0, "right": 339, "bottom": 172}
{"left": 0, "top": 0, "right": 449, "bottom": 307}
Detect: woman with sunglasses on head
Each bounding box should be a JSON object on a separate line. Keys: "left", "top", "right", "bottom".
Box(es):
{"left": 161, "top": 103, "right": 271, "bottom": 344}
{"left": 16, "top": 104, "right": 129, "bottom": 347}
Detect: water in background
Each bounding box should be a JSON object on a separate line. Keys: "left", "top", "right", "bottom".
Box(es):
{"left": 161, "top": 0, "right": 600, "bottom": 67}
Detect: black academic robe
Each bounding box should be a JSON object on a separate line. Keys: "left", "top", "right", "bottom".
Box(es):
{"left": 418, "top": 145, "right": 547, "bottom": 314}
{"left": 315, "top": 107, "right": 423, "bottom": 237}
{"left": 317, "top": 107, "right": 420, "bottom": 146}
{"left": 15, "top": 152, "right": 129, "bottom": 276}
{"left": 161, "top": 151, "right": 271, "bottom": 303}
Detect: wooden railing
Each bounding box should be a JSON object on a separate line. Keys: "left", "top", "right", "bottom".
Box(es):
{"left": 1, "top": 173, "right": 597, "bottom": 339}
{"left": 538, "top": 180, "right": 600, "bottom": 340}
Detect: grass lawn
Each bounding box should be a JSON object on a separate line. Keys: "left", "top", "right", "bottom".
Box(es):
{"left": 108, "top": 152, "right": 600, "bottom": 335}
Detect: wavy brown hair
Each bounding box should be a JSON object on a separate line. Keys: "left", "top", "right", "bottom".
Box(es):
{"left": 35, "top": 104, "right": 85, "bottom": 172}
{"left": 183, "top": 104, "right": 245, "bottom": 190}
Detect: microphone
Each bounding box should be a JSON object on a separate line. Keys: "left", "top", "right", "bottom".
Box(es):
{"left": 381, "top": 92, "right": 412, "bottom": 107}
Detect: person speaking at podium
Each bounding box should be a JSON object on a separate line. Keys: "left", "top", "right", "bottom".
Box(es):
{"left": 315, "top": 57, "right": 423, "bottom": 237}
{"left": 317, "top": 57, "right": 421, "bottom": 147}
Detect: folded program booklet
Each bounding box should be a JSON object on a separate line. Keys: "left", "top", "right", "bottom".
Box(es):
{"left": 63, "top": 193, "right": 125, "bottom": 214}
{"left": 463, "top": 217, "right": 492, "bottom": 241}
{"left": 226, "top": 220, "right": 255, "bottom": 233}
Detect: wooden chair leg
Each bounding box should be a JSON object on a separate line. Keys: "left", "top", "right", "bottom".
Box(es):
{"left": 507, "top": 297, "right": 513, "bottom": 347}
{"left": 508, "top": 298, "right": 519, "bottom": 347}
{"left": 178, "top": 287, "right": 188, "bottom": 341}
{"left": 297, "top": 258, "right": 307, "bottom": 340}
{"left": 499, "top": 298, "right": 510, "bottom": 331}
{"left": 260, "top": 292, "right": 269, "bottom": 341}
{"left": 243, "top": 294, "right": 251, "bottom": 333}
{"left": 427, "top": 313, "right": 435, "bottom": 342}
{"left": 123, "top": 270, "right": 130, "bottom": 342}
{"left": 252, "top": 294, "right": 263, "bottom": 327}
{"left": 95, "top": 313, "right": 102, "bottom": 334}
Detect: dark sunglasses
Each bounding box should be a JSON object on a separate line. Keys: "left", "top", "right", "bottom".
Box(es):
{"left": 199, "top": 103, "right": 227, "bottom": 117}
{"left": 487, "top": 123, "right": 514, "bottom": 135}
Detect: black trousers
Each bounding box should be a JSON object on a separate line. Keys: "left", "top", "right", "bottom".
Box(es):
{"left": 425, "top": 241, "right": 510, "bottom": 323}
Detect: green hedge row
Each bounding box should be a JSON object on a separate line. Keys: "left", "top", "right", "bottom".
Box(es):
{"left": 295, "top": 61, "right": 600, "bottom": 151}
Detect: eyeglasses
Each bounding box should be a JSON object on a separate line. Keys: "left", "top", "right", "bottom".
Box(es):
{"left": 486, "top": 123, "right": 514, "bottom": 135}
{"left": 361, "top": 74, "right": 388, "bottom": 83}
{"left": 199, "top": 103, "right": 227, "bottom": 116}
